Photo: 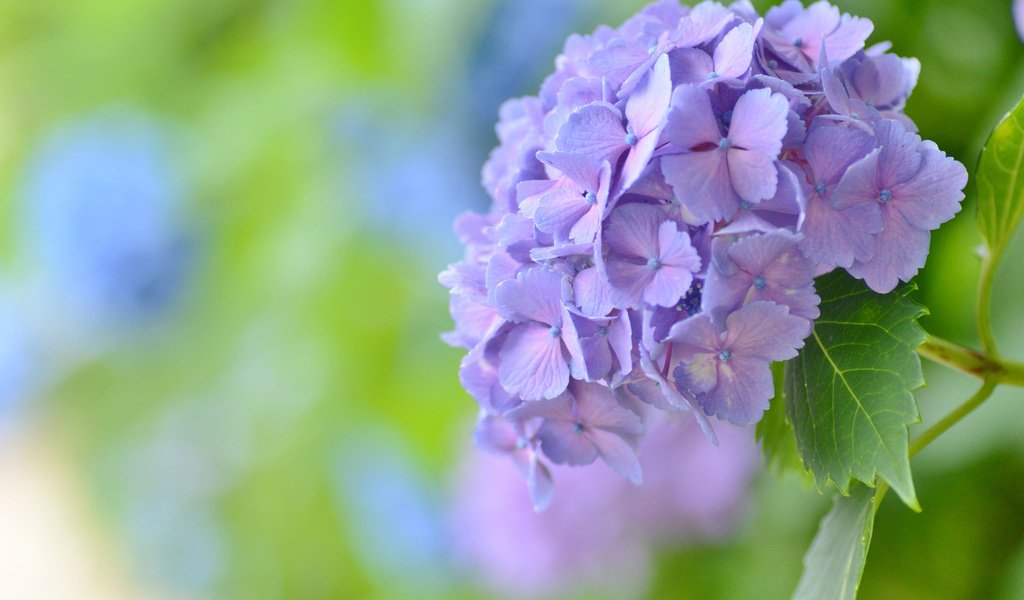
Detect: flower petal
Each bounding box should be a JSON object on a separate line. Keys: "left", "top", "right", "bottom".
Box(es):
{"left": 498, "top": 323, "right": 571, "bottom": 400}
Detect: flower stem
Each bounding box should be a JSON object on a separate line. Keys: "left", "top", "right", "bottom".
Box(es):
{"left": 977, "top": 253, "right": 1000, "bottom": 358}
{"left": 908, "top": 379, "right": 998, "bottom": 458}
{"left": 917, "top": 335, "right": 1024, "bottom": 386}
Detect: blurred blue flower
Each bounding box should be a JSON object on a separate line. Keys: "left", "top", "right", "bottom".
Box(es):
{"left": 332, "top": 428, "right": 453, "bottom": 597}
{"left": 335, "top": 103, "right": 480, "bottom": 265}
{"left": 0, "top": 285, "right": 42, "bottom": 434}
{"left": 19, "top": 109, "right": 196, "bottom": 330}
{"left": 463, "top": 0, "right": 587, "bottom": 132}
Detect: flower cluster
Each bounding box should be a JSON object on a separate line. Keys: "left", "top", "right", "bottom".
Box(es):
{"left": 440, "top": 0, "right": 967, "bottom": 508}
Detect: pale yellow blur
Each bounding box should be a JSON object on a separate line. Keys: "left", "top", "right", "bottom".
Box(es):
{"left": 0, "top": 424, "right": 190, "bottom": 600}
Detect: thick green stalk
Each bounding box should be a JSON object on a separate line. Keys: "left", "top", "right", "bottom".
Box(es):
{"left": 917, "top": 335, "right": 1024, "bottom": 386}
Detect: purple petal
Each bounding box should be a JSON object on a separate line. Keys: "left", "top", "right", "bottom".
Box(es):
{"left": 713, "top": 22, "right": 755, "bottom": 79}
{"left": 589, "top": 38, "right": 651, "bottom": 89}
{"left": 603, "top": 202, "right": 665, "bottom": 259}
{"left": 800, "top": 191, "right": 882, "bottom": 268}
{"left": 555, "top": 102, "right": 628, "bottom": 164}
{"left": 498, "top": 323, "right": 571, "bottom": 400}
{"left": 874, "top": 120, "right": 923, "bottom": 187}
{"left": 674, "top": 351, "right": 720, "bottom": 396}
{"left": 804, "top": 123, "right": 876, "bottom": 186}
{"left": 724, "top": 301, "right": 810, "bottom": 361}
{"left": 607, "top": 311, "right": 634, "bottom": 385}
{"left": 460, "top": 357, "right": 519, "bottom": 414}
{"left": 663, "top": 85, "right": 721, "bottom": 149}
{"left": 620, "top": 129, "right": 662, "bottom": 191}
{"left": 526, "top": 456, "right": 554, "bottom": 512}
{"left": 727, "top": 148, "right": 779, "bottom": 203}
{"left": 673, "top": 1, "right": 733, "bottom": 46}
{"left": 573, "top": 266, "right": 615, "bottom": 318}
{"left": 506, "top": 394, "right": 576, "bottom": 422}
{"left": 494, "top": 268, "right": 565, "bottom": 326}
{"left": 1016, "top": 0, "right": 1024, "bottom": 42}
{"left": 890, "top": 141, "right": 967, "bottom": 231}
{"left": 728, "top": 88, "right": 789, "bottom": 158}
{"left": 538, "top": 420, "right": 599, "bottom": 466}
{"left": 644, "top": 222, "right": 699, "bottom": 307}
{"left": 666, "top": 312, "right": 720, "bottom": 355}
{"left": 625, "top": 54, "right": 672, "bottom": 138}
{"left": 831, "top": 147, "right": 882, "bottom": 210}
{"left": 533, "top": 185, "right": 592, "bottom": 239}
{"left": 537, "top": 151, "right": 602, "bottom": 191}
{"left": 579, "top": 330, "right": 614, "bottom": 382}
{"left": 588, "top": 428, "right": 643, "bottom": 484}
{"left": 473, "top": 414, "right": 520, "bottom": 454}
{"left": 570, "top": 380, "right": 644, "bottom": 435}
{"left": 662, "top": 149, "right": 740, "bottom": 223}
{"left": 848, "top": 207, "right": 930, "bottom": 293}
{"left": 822, "top": 13, "right": 874, "bottom": 65}
{"left": 606, "top": 260, "right": 656, "bottom": 310}
{"left": 669, "top": 48, "right": 715, "bottom": 85}
{"left": 697, "top": 355, "right": 774, "bottom": 425}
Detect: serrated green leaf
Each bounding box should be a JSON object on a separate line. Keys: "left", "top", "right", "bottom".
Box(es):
{"left": 785, "top": 271, "right": 926, "bottom": 509}
{"left": 977, "top": 93, "right": 1024, "bottom": 259}
{"left": 792, "top": 485, "right": 878, "bottom": 600}
{"left": 757, "top": 362, "right": 806, "bottom": 475}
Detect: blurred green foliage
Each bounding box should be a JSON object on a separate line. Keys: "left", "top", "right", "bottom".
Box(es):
{"left": 0, "top": 0, "right": 1021, "bottom": 598}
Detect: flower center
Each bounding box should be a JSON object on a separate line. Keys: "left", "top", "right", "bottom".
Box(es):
{"left": 647, "top": 258, "right": 662, "bottom": 270}
{"left": 879, "top": 188, "right": 893, "bottom": 203}
{"left": 754, "top": 276, "right": 767, "bottom": 289}
{"left": 596, "top": 326, "right": 609, "bottom": 336}
{"left": 707, "top": 71, "right": 718, "bottom": 80}
{"left": 625, "top": 132, "right": 639, "bottom": 146}
{"left": 515, "top": 437, "right": 528, "bottom": 450}
{"left": 584, "top": 190, "right": 597, "bottom": 204}
{"left": 793, "top": 37, "right": 804, "bottom": 48}
{"left": 549, "top": 326, "right": 562, "bottom": 338}
{"left": 768, "top": 59, "right": 779, "bottom": 69}
{"left": 718, "top": 350, "right": 732, "bottom": 361}
{"left": 573, "top": 423, "right": 585, "bottom": 434}
{"left": 718, "top": 137, "right": 731, "bottom": 150}
{"left": 815, "top": 182, "right": 827, "bottom": 196}
{"left": 740, "top": 200, "right": 753, "bottom": 211}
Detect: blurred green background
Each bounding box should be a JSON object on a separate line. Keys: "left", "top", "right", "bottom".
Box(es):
{"left": 0, "top": 0, "right": 1022, "bottom": 598}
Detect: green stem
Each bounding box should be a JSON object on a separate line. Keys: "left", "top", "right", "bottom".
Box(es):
{"left": 917, "top": 335, "right": 1024, "bottom": 386}
{"left": 977, "top": 253, "right": 1000, "bottom": 358}
{"left": 908, "top": 379, "right": 998, "bottom": 458}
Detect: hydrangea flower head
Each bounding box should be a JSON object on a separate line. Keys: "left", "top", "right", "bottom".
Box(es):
{"left": 441, "top": 0, "right": 966, "bottom": 507}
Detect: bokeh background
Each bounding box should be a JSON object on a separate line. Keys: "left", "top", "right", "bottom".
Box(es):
{"left": 0, "top": 0, "right": 1023, "bottom": 598}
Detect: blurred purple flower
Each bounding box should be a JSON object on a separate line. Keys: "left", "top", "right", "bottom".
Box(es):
{"left": 451, "top": 414, "right": 760, "bottom": 600}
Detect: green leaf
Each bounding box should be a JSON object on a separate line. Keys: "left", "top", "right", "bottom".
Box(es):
{"left": 977, "top": 94, "right": 1024, "bottom": 259}
{"left": 757, "top": 362, "right": 806, "bottom": 475}
{"left": 792, "top": 486, "right": 878, "bottom": 600}
{"left": 785, "top": 271, "right": 926, "bottom": 509}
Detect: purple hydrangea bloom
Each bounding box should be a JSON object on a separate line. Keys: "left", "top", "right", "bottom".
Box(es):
{"left": 441, "top": 0, "right": 966, "bottom": 507}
